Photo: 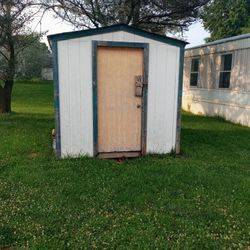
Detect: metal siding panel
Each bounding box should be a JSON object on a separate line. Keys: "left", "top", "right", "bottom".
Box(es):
{"left": 68, "top": 41, "right": 81, "bottom": 155}
{"left": 159, "top": 45, "right": 172, "bottom": 151}
{"left": 133, "top": 34, "right": 146, "bottom": 42}
{"left": 198, "top": 54, "right": 214, "bottom": 89}
{"left": 210, "top": 53, "right": 218, "bottom": 89}
{"left": 123, "top": 32, "right": 136, "bottom": 41}
{"left": 77, "top": 34, "right": 104, "bottom": 42}
{"left": 244, "top": 49, "right": 250, "bottom": 92}
{"left": 112, "top": 31, "right": 125, "bottom": 41}
{"left": 146, "top": 44, "right": 180, "bottom": 154}
{"left": 101, "top": 33, "right": 114, "bottom": 41}
{"left": 166, "top": 47, "right": 180, "bottom": 152}
{"left": 199, "top": 55, "right": 206, "bottom": 88}
{"left": 207, "top": 54, "right": 213, "bottom": 89}
{"left": 182, "top": 89, "right": 250, "bottom": 127}
{"left": 146, "top": 44, "right": 157, "bottom": 153}
{"left": 79, "top": 42, "right": 94, "bottom": 156}
{"left": 183, "top": 57, "right": 191, "bottom": 91}
{"left": 66, "top": 31, "right": 133, "bottom": 43}
{"left": 58, "top": 40, "right": 94, "bottom": 157}
{"left": 58, "top": 41, "right": 71, "bottom": 156}
{"left": 232, "top": 49, "right": 250, "bottom": 92}
{"left": 216, "top": 39, "right": 250, "bottom": 52}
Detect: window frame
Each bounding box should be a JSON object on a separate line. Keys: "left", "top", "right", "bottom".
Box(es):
{"left": 190, "top": 57, "right": 200, "bottom": 88}
{"left": 218, "top": 53, "right": 233, "bottom": 89}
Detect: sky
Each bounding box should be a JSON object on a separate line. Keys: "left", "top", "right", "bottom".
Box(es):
{"left": 34, "top": 11, "right": 210, "bottom": 48}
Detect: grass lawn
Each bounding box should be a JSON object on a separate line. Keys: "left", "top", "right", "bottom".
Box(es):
{"left": 0, "top": 81, "right": 250, "bottom": 249}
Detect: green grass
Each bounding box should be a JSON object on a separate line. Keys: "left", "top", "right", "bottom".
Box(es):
{"left": 0, "top": 81, "right": 250, "bottom": 249}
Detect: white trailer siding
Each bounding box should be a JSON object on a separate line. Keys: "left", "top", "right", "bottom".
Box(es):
{"left": 183, "top": 34, "right": 250, "bottom": 127}
{"left": 57, "top": 30, "right": 181, "bottom": 157}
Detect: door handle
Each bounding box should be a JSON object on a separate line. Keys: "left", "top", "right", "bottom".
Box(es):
{"left": 137, "top": 104, "right": 141, "bottom": 108}
{"left": 135, "top": 75, "right": 143, "bottom": 97}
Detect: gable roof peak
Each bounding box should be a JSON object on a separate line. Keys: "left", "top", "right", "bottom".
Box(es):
{"left": 48, "top": 23, "right": 188, "bottom": 48}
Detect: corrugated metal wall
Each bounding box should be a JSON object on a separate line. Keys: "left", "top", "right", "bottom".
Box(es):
{"left": 57, "top": 31, "right": 180, "bottom": 157}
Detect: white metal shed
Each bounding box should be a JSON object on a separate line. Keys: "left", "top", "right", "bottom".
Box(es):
{"left": 48, "top": 24, "right": 187, "bottom": 158}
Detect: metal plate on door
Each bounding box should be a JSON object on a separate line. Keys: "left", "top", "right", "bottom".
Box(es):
{"left": 135, "top": 75, "right": 143, "bottom": 97}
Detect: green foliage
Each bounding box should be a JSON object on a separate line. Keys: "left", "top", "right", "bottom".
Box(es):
{"left": 44, "top": 0, "right": 211, "bottom": 34}
{"left": 0, "top": 32, "right": 51, "bottom": 81}
{"left": 16, "top": 35, "right": 52, "bottom": 80}
{"left": 202, "top": 0, "right": 250, "bottom": 41}
{"left": 0, "top": 82, "right": 250, "bottom": 249}
{"left": 241, "top": 18, "right": 250, "bottom": 33}
{"left": 0, "top": 0, "right": 42, "bottom": 112}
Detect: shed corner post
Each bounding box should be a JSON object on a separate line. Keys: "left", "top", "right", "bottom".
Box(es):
{"left": 141, "top": 43, "right": 149, "bottom": 156}
{"left": 175, "top": 45, "right": 185, "bottom": 155}
{"left": 92, "top": 41, "right": 98, "bottom": 156}
{"left": 52, "top": 38, "right": 62, "bottom": 158}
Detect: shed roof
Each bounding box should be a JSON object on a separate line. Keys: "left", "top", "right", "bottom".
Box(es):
{"left": 47, "top": 24, "right": 188, "bottom": 48}
{"left": 187, "top": 33, "right": 250, "bottom": 50}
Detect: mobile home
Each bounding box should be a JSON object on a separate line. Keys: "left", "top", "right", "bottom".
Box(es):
{"left": 183, "top": 33, "right": 250, "bottom": 127}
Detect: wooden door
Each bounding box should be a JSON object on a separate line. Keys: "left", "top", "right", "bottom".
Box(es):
{"left": 97, "top": 46, "right": 144, "bottom": 156}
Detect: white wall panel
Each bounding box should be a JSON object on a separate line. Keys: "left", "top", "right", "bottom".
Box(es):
{"left": 183, "top": 89, "right": 250, "bottom": 127}
{"left": 68, "top": 41, "right": 81, "bottom": 155}
{"left": 146, "top": 45, "right": 179, "bottom": 153}
{"left": 79, "top": 42, "right": 94, "bottom": 156}
{"left": 58, "top": 40, "right": 94, "bottom": 157}
{"left": 111, "top": 31, "right": 125, "bottom": 41}
{"left": 58, "top": 41, "right": 71, "bottom": 156}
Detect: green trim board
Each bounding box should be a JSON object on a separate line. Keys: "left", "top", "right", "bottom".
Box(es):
{"left": 175, "top": 46, "right": 185, "bottom": 155}
{"left": 141, "top": 44, "right": 149, "bottom": 155}
{"left": 92, "top": 41, "right": 149, "bottom": 156}
{"left": 92, "top": 41, "right": 98, "bottom": 155}
{"left": 47, "top": 24, "right": 187, "bottom": 48}
{"left": 51, "top": 39, "right": 61, "bottom": 157}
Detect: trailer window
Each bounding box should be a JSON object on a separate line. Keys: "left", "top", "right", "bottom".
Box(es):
{"left": 219, "top": 54, "right": 232, "bottom": 88}
{"left": 190, "top": 58, "right": 199, "bottom": 87}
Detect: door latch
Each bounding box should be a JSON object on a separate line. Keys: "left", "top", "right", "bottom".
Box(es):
{"left": 135, "top": 75, "right": 143, "bottom": 97}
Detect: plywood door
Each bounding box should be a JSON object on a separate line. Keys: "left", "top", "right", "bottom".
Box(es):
{"left": 97, "top": 47, "right": 144, "bottom": 153}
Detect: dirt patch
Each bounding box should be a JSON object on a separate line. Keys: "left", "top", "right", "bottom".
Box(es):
{"left": 28, "top": 152, "right": 39, "bottom": 158}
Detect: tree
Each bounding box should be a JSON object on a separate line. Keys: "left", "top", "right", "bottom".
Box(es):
{"left": 43, "top": 0, "right": 211, "bottom": 34}
{"left": 16, "top": 35, "right": 52, "bottom": 80}
{"left": 202, "top": 0, "right": 250, "bottom": 42}
{"left": 0, "top": 0, "right": 40, "bottom": 113}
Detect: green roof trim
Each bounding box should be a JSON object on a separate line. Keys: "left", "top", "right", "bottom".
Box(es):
{"left": 47, "top": 24, "right": 188, "bottom": 48}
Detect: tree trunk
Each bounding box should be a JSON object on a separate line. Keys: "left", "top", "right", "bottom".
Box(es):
{"left": 131, "top": 1, "right": 141, "bottom": 26}
{"left": 0, "top": 1, "right": 16, "bottom": 114}
{"left": 0, "top": 87, "right": 5, "bottom": 113}
{"left": 0, "top": 81, "right": 13, "bottom": 113}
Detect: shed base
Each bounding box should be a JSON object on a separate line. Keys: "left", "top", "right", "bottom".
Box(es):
{"left": 97, "top": 151, "right": 141, "bottom": 159}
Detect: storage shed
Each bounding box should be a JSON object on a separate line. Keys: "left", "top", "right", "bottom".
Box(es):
{"left": 183, "top": 33, "right": 250, "bottom": 127}
{"left": 48, "top": 24, "right": 187, "bottom": 158}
